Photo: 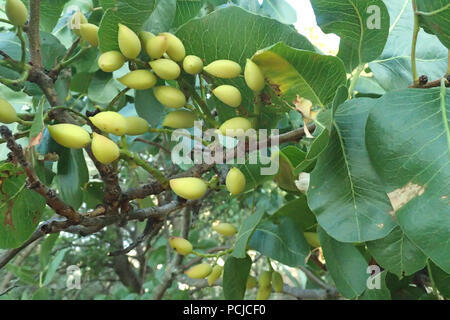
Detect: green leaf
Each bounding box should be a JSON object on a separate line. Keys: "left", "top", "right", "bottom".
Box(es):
{"left": 311, "top": 0, "right": 390, "bottom": 72}
{"left": 98, "top": 0, "right": 158, "bottom": 52}
{"left": 273, "top": 148, "right": 298, "bottom": 192}
{"left": 6, "top": 264, "right": 38, "bottom": 285}
{"left": 252, "top": 42, "right": 347, "bottom": 108}
{"left": 83, "top": 181, "right": 105, "bottom": 210}
{"left": 260, "top": 0, "right": 297, "bottom": 25}
{"left": 366, "top": 87, "right": 450, "bottom": 273}
{"left": 223, "top": 255, "right": 252, "bottom": 300}
{"left": 360, "top": 270, "right": 391, "bottom": 300}
{"left": 237, "top": 161, "right": 275, "bottom": 192}
{"left": 0, "top": 168, "right": 46, "bottom": 249}
{"left": 29, "top": 99, "right": 45, "bottom": 143}
{"left": 428, "top": 260, "right": 450, "bottom": 299}
{"left": 42, "top": 248, "right": 70, "bottom": 286}
{"left": 142, "top": 0, "right": 177, "bottom": 34}
{"left": 369, "top": 0, "right": 448, "bottom": 91}
{"left": 318, "top": 227, "right": 369, "bottom": 299}
{"left": 367, "top": 227, "right": 427, "bottom": 278}
{"left": 135, "top": 88, "right": 165, "bottom": 127}
{"left": 88, "top": 72, "right": 121, "bottom": 105}
{"left": 416, "top": 0, "right": 450, "bottom": 49}
{"left": 232, "top": 207, "right": 265, "bottom": 258}
{"left": 173, "top": 0, "right": 204, "bottom": 28}
{"left": 308, "top": 98, "right": 396, "bottom": 243}
{"left": 249, "top": 216, "right": 310, "bottom": 267}
{"left": 40, "top": 0, "right": 69, "bottom": 33}
{"left": 39, "top": 234, "right": 60, "bottom": 272}
{"left": 269, "top": 195, "right": 317, "bottom": 232}
{"left": 57, "top": 148, "right": 89, "bottom": 211}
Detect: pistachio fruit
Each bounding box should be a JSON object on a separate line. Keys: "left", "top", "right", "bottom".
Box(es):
{"left": 70, "top": 10, "right": 88, "bottom": 36}
{"left": 212, "top": 85, "right": 242, "bottom": 108}
{"left": 169, "top": 177, "right": 207, "bottom": 200}
{"left": 98, "top": 51, "right": 125, "bottom": 72}
{"left": 48, "top": 124, "right": 91, "bottom": 149}
{"left": 183, "top": 55, "right": 203, "bottom": 75}
{"left": 219, "top": 117, "right": 252, "bottom": 136}
{"left": 118, "top": 24, "right": 141, "bottom": 60}
{"left": 91, "top": 132, "right": 120, "bottom": 165}
{"left": 162, "top": 110, "right": 197, "bottom": 129}
{"left": 153, "top": 86, "right": 186, "bottom": 109}
{"left": 5, "top": 0, "right": 28, "bottom": 26}
{"left": 256, "top": 285, "right": 272, "bottom": 300}
{"left": 212, "top": 223, "right": 237, "bottom": 237}
{"left": 168, "top": 237, "right": 193, "bottom": 256}
{"left": 246, "top": 276, "right": 258, "bottom": 289}
{"left": 258, "top": 271, "right": 272, "bottom": 288}
{"left": 207, "top": 265, "right": 223, "bottom": 286}
{"left": 89, "top": 111, "right": 127, "bottom": 136}
{"left": 159, "top": 32, "right": 185, "bottom": 62}
{"left": 149, "top": 58, "right": 181, "bottom": 80}
{"left": 272, "top": 272, "right": 283, "bottom": 293}
{"left": 125, "top": 116, "right": 149, "bottom": 136}
{"left": 204, "top": 60, "right": 241, "bottom": 79}
{"left": 304, "top": 232, "right": 321, "bottom": 248}
{"left": 226, "top": 167, "right": 246, "bottom": 195}
{"left": 80, "top": 23, "right": 99, "bottom": 47}
{"left": 0, "top": 98, "right": 19, "bottom": 124}
{"left": 118, "top": 70, "right": 157, "bottom": 90}
{"left": 144, "top": 34, "right": 168, "bottom": 60}
{"left": 244, "top": 59, "right": 265, "bottom": 92}
{"left": 185, "top": 263, "right": 213, "bottom": 279}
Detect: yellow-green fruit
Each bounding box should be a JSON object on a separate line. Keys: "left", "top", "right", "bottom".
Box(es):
{"left": 0, "top": 98, "right": 19, "bottom": 124}
{"left": 89, "top": 111, "right": 127, "bottom": 136}
{"left": 98, "top": 51, "right": 125, "bottom": 72}
{"left": 70, "top": 10, "right": 88, "bottom": 36}
{"left": 149, "top": 58, "right": 181, "bottom": 80}
{"left": 125, "top": 116, "right": 149, "bottom": 136}
{"left": 118, "top": 24, "right": 141, "bottom": 60}
{"left": 256, "top": 285, "right": 272, "bottom": 300}
{"left": 5, "top": 0, "right": 28, "bottom": 26}
{"left": 154, "top": 86, "right": 186, "bottom": 109}
{"left": 212, "top": 85, "right": 242, "bottom": 108}
{"left": 91, "top": 132, "right": 120, "bottom": 165}
{"left": 244, "top": 59, "right": 265, "bottom": 92}
{"left": 80, "top": 23, "right": 99, "bottom": 47}
{"left": 185, "top": 263, "right": 213, "bottom": 279}
{"left": 212, "top": 223, "right": 237, "bottom": 237}
{"left": 169, "top": 177, "right": 207, "bottom": 200}
{"left": 207, "top": 265, "right": 223, "bottom": 286}
{"left": 168, "top": 237, "right": 193, "bottom": 256}
{"left": 204, "top": 60, "right": 241, "bottom": 79}
{"left": 118, "top": 70, "right": 157, "bottom": 90}
{"left": 304, "top": 232, "right": 321, "bottom": 248}
{"left": 219, "top": 117, "right": 252, "bottom": 136}
{"left": 258, "top": 271, "right": 272, "bottom": 288}
{"left": 160, "top": 32, "right": 185, "bottom": 62}
{"left": 183, "top": 55, "right": 203, "bottom": 75}
{"left": 139, "top": 31, "right": 154, "bottom": 47}
{"left": 226, "top": 167, "right": 246, "bottom": 195}
{"left": 272, "top": 272, "right": 283, "bottom": 293}
{"left": 48, "top": 124, "right": 91, "bottom": 149}
{"left": 145, "top": 34, "right": 168, "bottom": 60}
{"left": 162, "top": 110, "right": 197, "bottom": 129}
{"left": 246, "top": 276, "right": 258, "bottom": 289}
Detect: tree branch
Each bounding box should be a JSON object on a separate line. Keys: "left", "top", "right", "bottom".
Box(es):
{"left": 27, "top": 0, "right": 43, "bottom": 69}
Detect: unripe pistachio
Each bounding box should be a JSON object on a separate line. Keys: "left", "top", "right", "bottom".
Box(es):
{"left": 226, "top": 167, "right": 246, "bottom": 195}
{"left": 70, "top": 10, "right": 88, "bottom": 36}
{"left": 124, "top": 116, "right": 149, "bottom": 136}
{"left": 162, "top": 110, "right": 197, "bottom": 129}
{"left": 80, "top": 23, "right": 99, "bottom": 47}
{"left": 246, "top": 276, "right": 258, "bottom": 289}
{"left": 207, "top": 265, "right": 223, "bottom": 286}
{"left": 204, "top": 60, "right": 241, "bottom": 79}
{"left": 212, "top": 223, "right": 237, "bottom": 237}
{"left": 256, "top": 285, "right": 272, "bottom": 300}
{"left": 0, "top": 98, "right": 19, "bottom": 124}
{"left": 145, "top": 34, "right": 168, "bottom": 60}
{"left": 219, "top": 117, "right": 252, "bottom": 136}
{"left": 304, "top": 232, "right": 321, "bottom": 248}
{"left": 89, "top": 111, "right": 127, "bottom": 136}
{"left": 244, "top": 59, "right": 265, "bottom": 92}
{"left": 91, "top": 132, "right": 120, "bottom": 165}
{"left": 5, "top": 0, "right": 28, "bottom": 26}
{"left": 159, "top": 32, "right": 185, "bottom": 62}
{"left": 169, "top": 177, "right": 207, "bottom": 200}
{"left": 212, "top": 85, "right": 242, "bottom": 108}
{"left": 272, "top": 272, "right": 283, "bottom": 293}
{"left": 139, "top": 31, "right": 154, "bottom": 48}
{"left": 149, "top": 58, "right": 181, "bottom": 80}
{"left": 48, "top": 124, "right": 91, "bottom": 149}
{"left": 185, "top": 263, "right": 213, "bottom": 279}
{"left": 168, "top": 237, "right": 193, "bottom": 256}
{"left": 258, "top": 271, "right": 272, "bottom": 288}
{"left": 154, "top": 86, "right": 186, "bottom": 109}
{"left": 183, "top": 55, "right": 203, "bottom": 75}
{"left": 118, "top": 24, "right": 141, "bottom": 60}
{"left": 118, "top": 70, "right": 157, "bottom": 90}
{"left": 98, "top": 51, "right": 125, "bottom": 72}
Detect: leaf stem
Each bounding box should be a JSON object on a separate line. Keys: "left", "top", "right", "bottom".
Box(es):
{"left": 426, "top": 260, "right": 440, "bottom": 299}
{"left": 191, "top": 248, "right": 232, "bottom": 258}
{"left": 348, "top": 64, "right": 365, "bottom": 99}
{"left": 411, "top": 0, "right": 420, "bottom": 85}
{"left": 16, "top": 27, "right": 26, "bottom": 65}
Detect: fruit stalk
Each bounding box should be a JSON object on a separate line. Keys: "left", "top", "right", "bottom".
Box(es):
{"left": 120, "top": 149, "right": 168, "bottom": 187}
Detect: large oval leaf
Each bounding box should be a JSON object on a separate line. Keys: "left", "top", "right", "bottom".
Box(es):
{"left": 416, "top": 0, "right": 450, "bottom": 49}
